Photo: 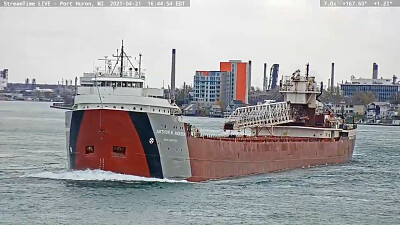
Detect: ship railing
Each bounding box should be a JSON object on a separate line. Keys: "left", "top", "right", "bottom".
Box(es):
{"left": 224, "top": 101, "right": 294, "bottom": 130}
{"left": 199, "top": 135, "right": 337, "bottom": 143}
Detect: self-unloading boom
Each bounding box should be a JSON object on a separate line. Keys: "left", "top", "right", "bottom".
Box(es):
{"left": 223, "top": 101, "right": 293, "bottom": 130}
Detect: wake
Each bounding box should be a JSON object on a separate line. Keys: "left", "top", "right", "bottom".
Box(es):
{"left": 26, "top": 169, "right": 189, "bottom": 183}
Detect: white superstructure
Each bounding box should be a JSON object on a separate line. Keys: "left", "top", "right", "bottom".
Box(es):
{"left": 74, "top": 42, "right": 179, "bottom": 115}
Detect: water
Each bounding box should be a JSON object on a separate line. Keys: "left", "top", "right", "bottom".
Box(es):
{"left": 0, "top": 101, "right": 399, "bottom": 224}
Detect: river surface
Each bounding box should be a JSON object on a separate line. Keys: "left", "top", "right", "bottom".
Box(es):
{"left": 0, "top": 101, "right": 399, "bottom": 224}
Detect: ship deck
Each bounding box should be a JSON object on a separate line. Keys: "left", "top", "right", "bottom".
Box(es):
{"left": 196, "top": 135, "right": 341, "bottom": 143}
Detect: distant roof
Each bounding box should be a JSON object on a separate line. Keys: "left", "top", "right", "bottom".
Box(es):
{"left": 343, "top": 77, "right": 398, "bottom": 86}
{"left": 371, "top": 102, "right": 391, "bottom": 106}
{"left": 328, "top": 97, "right": 364, "bottom": 105}
{"left": 210, "top": 104, "right": 221, "bottom": 109}
{"left": 183, "top": 104, "right": 195, "bottom": 111}
{"left": 231, "top": 100, "right": 244, "bottom": 104}
{"left": 91, "top": 77, "right": 144, "bottom": 82}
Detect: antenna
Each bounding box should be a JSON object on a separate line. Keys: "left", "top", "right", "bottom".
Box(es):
{"left": 120, "top": 40, "right": 124, "bottom": 77}
{"left": 98, "top": 56, "right": 108, "bottom": 75}
{"left": 138, "top": 53, "right": 142, "bottom": 78}
{"left": 109, "top": 41, "right": 136, "bottom": 77}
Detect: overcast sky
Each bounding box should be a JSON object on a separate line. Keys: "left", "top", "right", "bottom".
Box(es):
{"left": 0, "top": 0, "right": 399, "bottom": 88}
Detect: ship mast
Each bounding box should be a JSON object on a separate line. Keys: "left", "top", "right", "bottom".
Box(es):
{"left": 109, "top": 40, "right": 140, "bottom": 78}
{"left": 120, "top": 40, "right": 124, "bottom": 77}
{"left": 138, "top": 53, "right": 142, "bottom": 78}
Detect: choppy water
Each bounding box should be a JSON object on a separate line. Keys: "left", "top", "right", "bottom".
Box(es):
{"left": 0, "top": 101, "right": 399, "bottom": 224}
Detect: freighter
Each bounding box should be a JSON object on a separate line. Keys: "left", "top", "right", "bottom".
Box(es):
{"left": 64, "top": 42, "right": 356, "bottom": 182}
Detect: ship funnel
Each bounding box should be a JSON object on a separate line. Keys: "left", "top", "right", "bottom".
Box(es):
{"left": 393, "top": 75, "right": 398, "bottom": 84}
{"left": 171, "top": 49, "right": 176, "bottom": 101}
{"left": 331, "top": 63, "right": 335, "bottom": 95}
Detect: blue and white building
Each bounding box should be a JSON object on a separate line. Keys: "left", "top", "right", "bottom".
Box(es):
{"left": 341, "top": 76, "right": 399, "bottom": 101}
{"left": 193, "top": 71, "right": 230, "bottom": 107}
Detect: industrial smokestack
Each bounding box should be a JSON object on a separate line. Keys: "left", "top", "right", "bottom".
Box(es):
{"left": 263, "top": 63, "right": 267, "bottom": 92}
{"left": 248, "top": 60, "right": 252, "bottom": 93}
{"left": 331, "top": 63, "right": 335, "bottom": 95}
{"left": 171, "top": 49, "right": 176, "bottom": 101}
{"left": 270, "top": 64, "right": 279, "bottom": 90}
{"left": 74, "top": 77, "right": 78, "bottom": 95}
{"left": 373, "top": 63, "right": 378, "bottom": 79}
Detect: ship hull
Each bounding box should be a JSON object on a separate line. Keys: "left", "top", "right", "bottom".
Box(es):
{"left": 186, "top": 136, "right": 355, "bottom": 182}
{"left": 66, "top": 109, "right": 356, "bottom": 182}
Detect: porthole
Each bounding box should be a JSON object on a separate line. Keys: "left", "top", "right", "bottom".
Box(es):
{"left": 121, "top": 106, "right": 124, "bottom": 109}
{"left": 140, "top": 108, "right": 143, "bottom": 110}
{"left": 113, "top": 106, "right": 116, "bottom": 109}
{"left": 133, "top": 107, "right": 136, "bottom": 110}
{"left": 85, "top": 146, "right": 94, "bottom": 154}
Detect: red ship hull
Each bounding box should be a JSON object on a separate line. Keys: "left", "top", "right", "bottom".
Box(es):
{"left": 186, "top": 136, "right": 355, "bottom": 182}
{"left": 67, "top": 109, "right": 356, "bottom": 182}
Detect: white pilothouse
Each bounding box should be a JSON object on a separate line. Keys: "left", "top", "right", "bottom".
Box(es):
{"left": 74, "top": 41, "right": 180, "bottom": 114}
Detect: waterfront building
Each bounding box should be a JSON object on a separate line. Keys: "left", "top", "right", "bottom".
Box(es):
{"left": 326, "top": 98, "right": 366, "bottom": 117}
{"left": 193, "top": 71, "right": 228, "bottom": 107}
{"left": 341, "top": 76, "right": 399, "bottom": 101}
{"left": 220, "top": 60, "right": 250, "bottom": 104}
{"left": 366, "top": 102, "right": 391, "bottom": 122}
{"left": 0, "top": 69, "right": 8, "bottom": 91}
{"left": 193, "top": 60, "right": 250, "bottom": 108}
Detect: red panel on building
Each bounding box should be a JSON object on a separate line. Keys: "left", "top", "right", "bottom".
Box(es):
{"left": 236, "top": 63, "right": 247, "bottom": 103}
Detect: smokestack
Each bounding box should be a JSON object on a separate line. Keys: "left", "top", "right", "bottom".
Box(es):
{"left": 74, "top": 77, "right": 78, "bottom": 95}
{"left": 373, "top": 63, "right": 378, "bottom": 79}
{"left": 331, "top": 63, "right": 335, "bottom": 95}
{"left": 306, "top": 63, "right": 309, "bottom": 78}
{"left": 248, "top": 60, "right": 252, "bottom": 92}
{"left": 393, "top": 75, "right": 398, "bottom": 85}
{"left": 263, "top": 63, "right": 267, "bottom": 92}
{"left": 270, "top": 64, "right": 279, "bottom": 90}
{"left": 171, "top": 49, "right": 176, "bottom": 101}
